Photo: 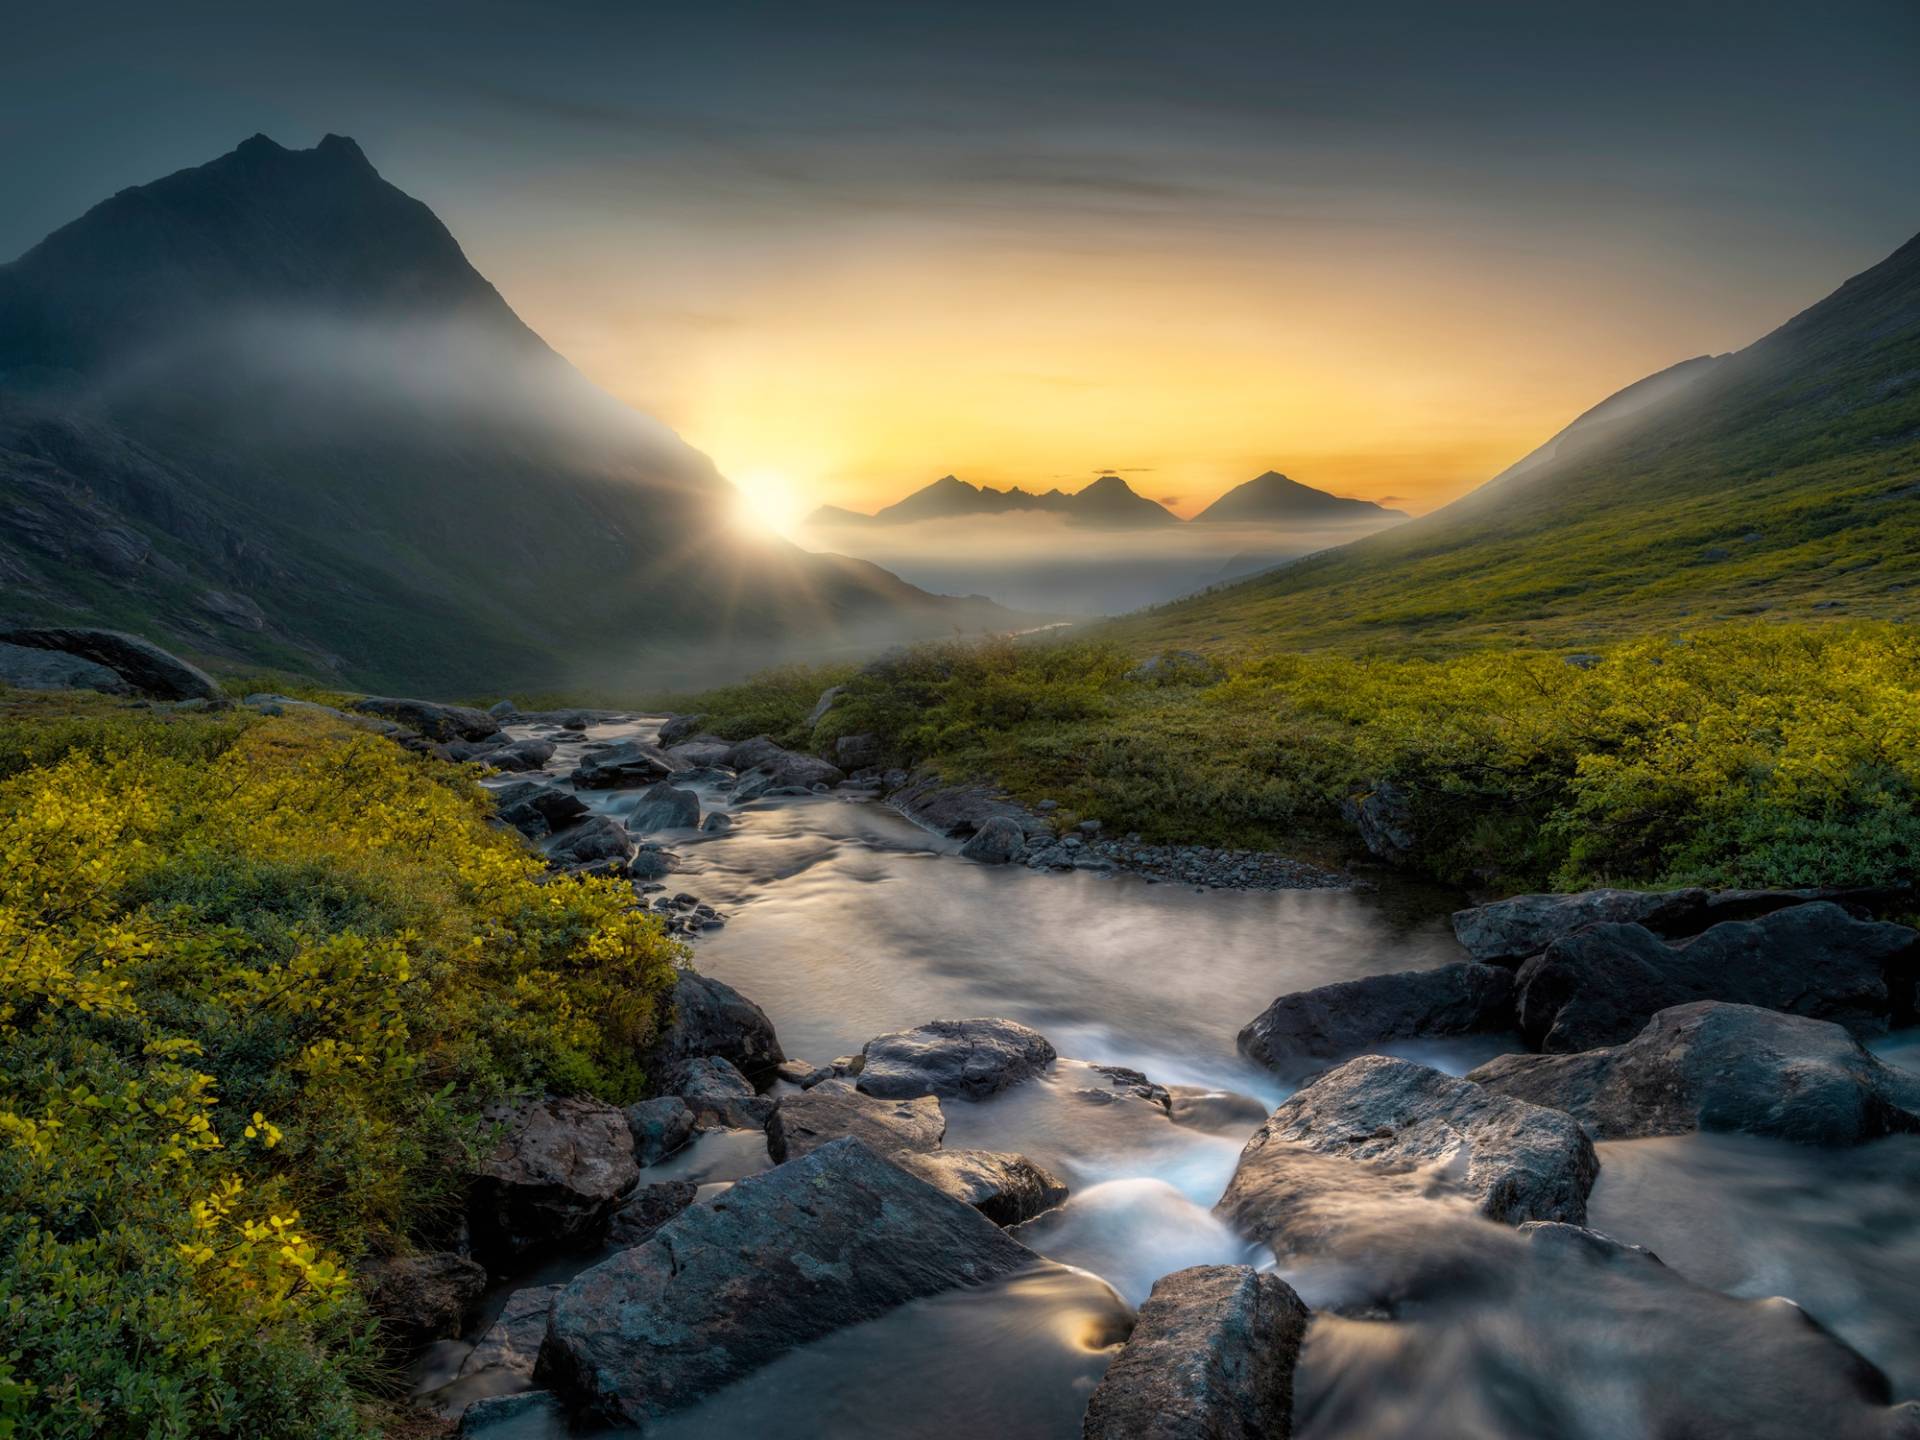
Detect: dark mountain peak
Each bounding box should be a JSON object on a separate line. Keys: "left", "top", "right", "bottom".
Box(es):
{"left": 1192, "top": 470, "right": 1406, "bottom": 523}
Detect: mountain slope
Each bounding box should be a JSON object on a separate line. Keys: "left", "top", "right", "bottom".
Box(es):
{"left": 0, "top": 136, "right": 1016, "bottom": 693}
{"left": 811, "top": 472, "right": 1177, "bottom": 528}
{"left": 1113, "top": 230, "right": 1920, "bottom": 654}
{"left": 1190, "top": 470, "right": 1407, "bottom": 522}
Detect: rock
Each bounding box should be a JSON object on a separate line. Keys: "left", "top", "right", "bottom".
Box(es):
{"left": 766, "top": 1079, "right": 946, "bottom": 1161}
{"left": 655, "top": 713, "right": 707, "bottom": 747}
{"left": 624, "top": 780, "right": 700, "bottom": 834}
{"left": 628, "top": 843, "right": 678, "bottom": 880}
{"left": 1082, "top": 1264, "right": 1308, "bottom": 1440}
{"left": 489, "top": 780, "right": 588, "bottom": 838}
{"left": 0, "top": 626, "right": 222, "bottom": 701}
{"left": 457, "top": 1391, "right": 568, "bottom": 1438}
{"left": 486, "top": 737, "right": 555, "bottom": 773}
{"left": 1469, "top": 1001, "right": 1920, "bottom": 1144}
{"left": 569, "top": 739, "right": 682, "bottom": 789}
{"left": 1341, "top": 778, "right": 1416, "bottom": 864}
{"left": 0, "top": 640, "right": 130, "bottom": 694}
{"left": 647, "top": 969, "right": 785, "bottom": 1084}
{"left": 666, "top": 738, "right": 734, "bottom": 767}
{"left": 360, "top": 1251, "right": 486, "bottom": 1347}
{"left": 443, "top": 736, "right": 508, "bottom": 762}
{"left": 457, "top": 1283, "right": 560, "bottom": 1384}
{"left": 606, "top": 1180, "right": 699, "bottom": 1247}
{"left": 776, "top": 1058, "right": 830, "bottom": 1087}
{"left": 888, "top": 1149, "right": 1068, "bottom": 1225}
{"left": 467, "top": 1097, "right": 640, "bottom": 1266}
{"left": 1216, "top": 1056, "right": 1598, "bottom": 1254}
{"left": 1086, "top": 1063, "right": 1174, "bottom": 1112}
{"left": 535, "top": 1138, "right": 1035, "bottom": 1426}
{"left": 667, "top": 1055, "right": 775, "bottom": 1129}
{"left": 1451, "top": 888, "right": 1711, "bottom": 964}
{"left": 959, "top": 815, "right": 1028, "bottom": 864}
{"left": 699, "top": 811, "right": 733, "bottom": 833}
{"left": 1238, "top": 963, "right": 1516, "bottom": 1081}
{"left": 856, "top": 1018, "right": 1057, "bottom": 1101}
{"left": 197, "top": 589, "right": 267, "bottom": 630}
{"left": 624, "top": 1096, "right": 696, "bottom": 1165}
{"left": 349, "top": 695, "right": 500, "bottom": 742}
{"left": 1514, "top": 903, "right": 1917, "bottom": 1052}
{"left": 834, "top": 732, "right": 882, "bottom": 768}
{"left": 889, "top": 774, "right": 1050, "bottom": 842}
{"left": 803, "top": 684, "right": 846, "bottom": 728}
{"left": 545, "top": 814, "right": 632, "bottom": 869}
{"left": 726, "top": 735, "right": 845, "bottom": 791}
{"left": 487, "top": 699, "right": 519, "bottom": 719}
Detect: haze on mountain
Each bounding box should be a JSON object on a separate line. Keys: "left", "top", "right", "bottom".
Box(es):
{"left": 812, "top": 472, "right": 1177, "bottom": 529}
{"left": 1189, "top": 471, "right": 1407, "bottom": 523}
{"left": 1113, "top": 228, "right": 1920, "bottom": 653}
{"left": 0, "top": 135, "right": 1017, "bottom": 693}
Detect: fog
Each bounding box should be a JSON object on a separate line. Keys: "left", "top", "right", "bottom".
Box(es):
{"left": 796, "top": 510, "right": 1407, "bottom": 616}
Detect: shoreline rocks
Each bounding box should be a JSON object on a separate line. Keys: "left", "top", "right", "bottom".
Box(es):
{"left": 856, "top": 1017, "right": 1057, "bottom": 1100}
{"left": 766, "top": 1079, "right": 946, "bottom": 1161}
{"left": 466, "top": 1097, "right": 639, "bottom": 1267}
{"left": 569, "top": 739, "right": 682, "bottom": 789}
{"left": 351, "top": 695, "right": 500, "bottom": 743}
{"left": 1238, "top": 962, "right": 1515, "bottom": 1080}
{"left": 647, "top": 969, "right": 786, "bottom": 1085}
{"left": 889, "top": 1149, "right": 1069, "bottom": 1226}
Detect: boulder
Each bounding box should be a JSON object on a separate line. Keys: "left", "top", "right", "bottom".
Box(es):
{"left": 443, "top": 736, "right": 508, "bottom": 762}
{"left": 467, "top": 1097, "right": 640, "bottom": 1266}
{"left": 803, "top": 684, "right": 847, "bottom": 728}
{"left": 888, "top": 1149, "right": 1068, "bottom": 1225}
{"left": 667, "top": 1055, "right": 775, "bottom": 1130}
{"left": 776, "top": 1057, "right": 831, "bottom": 1087}
{"left": 569, "top": 739, "right": 683, "bottom": 789}
{"left": 727, "top": 735, "right": 845, "bottom": 792}
{"left": 0, "top": 626, "right": 221, "bottom": 701}
{"left": 545, "top": 815, "right": 633, "bottom": 869}
{"left": 624, "top": 1096, "right": 696, "bottom": 1166}
{"left": 457, "top": 1283, "right": 560, "bottom": 1385}
{"left": 766, "top": 1079, "right": 946, "bottom": 1161}
{"left": 1452, "top": 888, "right": 1710, "bottom": 964}
{"left": 457, "top": 1391, "right": 568, "bottom": 1438}
{"left": 1341, "top": 778, "right": 1416, "bottom": 864}
{"left": 666, "top": 739, "right": 734, "bottom": 767}
{"left": 655, "top": 713, "right": 708, "bottom": 746}
{"left": 624, "top": 780, "right": 700, "bottom": 834}
{"left": 647, "top": 969, "right": 786, "bottom": 1084}
{"left": 487, "top": 699, "right": 519, "bottom": 719}
{"left": 959, "top": 815, "right": 1028, "bottom": 865}
{"left": 856, "top": 1018, "right": 1057, "bottom": 1100}
{"left": 0, "top": 640, "right": 129, "bottom": 694}
{"left": 834, "top": 732, "right": 882, "bottom": 768}
{"left": 1469, "top": 1001, "right": 1920, "bottom": 1144}
{"left": 487, "top": 737, "right": 555, "bottom": 773}
{"left": 1216, "top": 1056, "right": 1598, "bottom": 1255}
{"left": 1238, "top": 963, "right": 1516, "bottom": 1080}
{"left": 534, "top": 1138, "right": 1035, "bottom": 1426}
{"left": 889, "top": 774, "right": 1050, "bottom": 841}
{"left": 359, "top": 1251, "right": 486, "bottom": 1348}
{"left": 488, "top": 780, "right": 588, "bottom": 839}
{"left": 699, "top": 811, "right": 733, "bottom": 834}
{"left": 1082, "top": 1264, "right": 1309, "bottom": 1440}
{"left": 1514, "top": 903, "right": 1917, "bottom": 1052}
{"left": 349, "top": 695, "right": 500, "bottom": 742}
{"left": 606, "top": 1179, "right": 699, "bottom": 1247}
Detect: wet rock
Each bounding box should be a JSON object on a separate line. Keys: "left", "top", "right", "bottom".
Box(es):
{"left": 1083, "top": 1264, "right": 1308, "bottom": 1440}
{"left": 624, "top": 780, "right": 700, "bottom": 834}
{"left": 444, "top": 736, "right": 508, "bottom": 762}
{"left": 889, "top": 774, "right": 1050, "bottom": 842}
{"left": 1239, "top": 963, "right": 1516, "bottom": 1080}
{"left": 655, "top": 713, "right": 707, "bottom": 747}
{"left": 856, "top": 1017, "right": 1057, "bottom": 1100}
{"left": 647, "top": 969, "right": 786, "bottom": 1084}
{"left": 1342, "top": 778, "right": 1416, "bottom": 864}
{"left": 457, "top": 1283, "right": 559, "bottom": 1385}
{"left": 1452, "top": 888, "right": 1711, "bottom": 964}
{"left": 725, "top": 735, "right": 845, "bottom": 790}
{"left": 606, "top": 1179, "right": 699, "bottom": 1247}
{"left": 1515, "top": 903, "right": 1917, "bottom": 1052}
{"left": 1085, "top": 1063, "right": 1173, "bottom": 1113}
{"left": 889, "top": 1148, "right": 1068, "bottom": 1225}
{"left": 467, "top": 1097, "right": 639, "bottom": 1266}
{"left": 699, "top": 811, "right": 733, "bottom": 833}
{"left": 486, "top": 736, "right": 554, "bottom": 773}
{"left": 487, "top": 699, "right": 518, "bottom": 719}
{"left": 1216, "top": 1056, "right": 1597, "bottom": 1254}
{"left": 0, "top": 625, "right": 222, "bottom": 701}
{"left": 350, "top": 695, "right": 499, "bottom": 742}
{"left": 360, "top": 1251, "right": 485, "bottom": 1348}
{"left": 570, "top": 739, "right": 682, "bottom": 789}
{"left": 667, "top": 1055, "right": 775, "bottom": 1130}
{"left": 667, "top": 738, "right": 734, "bottom": 767}
{"left": 457, "top": 1390, "right": 567, "bottom": 1438}
{"left": 489, "top": 780, "right": 589, "bottom": 839}
{"left": 1167, "top": 1087, "right": 1271, "bottom": 1132}
{"left": 766, "top": 1079, "right": 946, "bottom": 1161}
{"left": 1469, "top": 1001, "right": 1920, "bottom": 1144}
{"left": 536, "top": 1138, "right": 1034, "bottom": 1425}
{"left": 624, "top": 1097, "right": 695, "bottom": 1166}
{"left": 544, "top": 814, "right": 632, "bottom": 869}
{"left": 776, "top": 1058, "right": 831, "bottom": 1087}
{"left": 959, "top": 815, "right": 1028, "bottom": 864}
{"left": 628, "top": 843, "right": 678, "bottom": 880}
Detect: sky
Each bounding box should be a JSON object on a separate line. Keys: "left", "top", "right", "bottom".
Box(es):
{"left": 5, "top": 1, "right": 1919, "bottom": 527}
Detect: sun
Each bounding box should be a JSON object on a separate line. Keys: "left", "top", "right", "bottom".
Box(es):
{"left": 729, "top": 468, "right": 806, "bottom": 540}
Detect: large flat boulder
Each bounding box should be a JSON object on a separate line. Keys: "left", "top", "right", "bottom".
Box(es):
{"left": 889, "top": 1149, "right": 1068, "bottom": 1226}
{"left": 889, "top": 774, "right": 1049, "bottom": 841}
{"left": 666, "top": 1055, "right": 775, "bottom": 1130}
{"left": 1083, "top": 1264, "right": 1309, "bottom": 1440}
{"left": 606, "top": 1179, "right": 699, "bottom": 1247}
{"left": 1238, "top": 963, "right": 1515, "bottom": 1081}
{"left": 1216, "top": 1056, "right": 1597, "bottom": 1255}
{"left": 1451, "top": 888, "right": 1708, "bottom": 964}
{"left": 0, "top": 625, "right": 221, "bottom": 700}
{"left": 569, "top": 739, "right": 682, "bottom": 789}
{"left": 1515, "top": 903, "right": 1917, "bottom": 1052}
{"left": 350, "top": 695, "right": 500, "bottom": 742}
{"left": 765, "top": 1079, "right": 946, "bottom": 1161}
{"left": 535, "top": 1137, "right": 1036, "bottom": 1426}
{"left": 467, "top": 1097, "right": 639, "bottom": 1266}
{"left": 856, "top": 1017, "right": 1057, "bottom": 1100}
{"left": 725, "top": 735, "right": 844, "bottom": 791}
{"left": 1469, "top": 1001, "right": 1920, "bottom": 1144}
{"left": 488, "top": 779, "right": 588, "bottom": 839}
{"left": 625, "top": 780, "right": 700, "bottom": 834}
{"left": 0, "top": 639, "right": 129, "bottom": 694}
{"left": 646, "top": 969, "right": 785, "bottom": 1085}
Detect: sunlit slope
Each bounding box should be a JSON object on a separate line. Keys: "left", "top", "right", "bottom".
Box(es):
{"left": 1110, "top": 230, "right": 1920, "bottom": 655}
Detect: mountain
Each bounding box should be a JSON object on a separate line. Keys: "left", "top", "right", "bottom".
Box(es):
{"left": 0, "top": 135, "right": 1017, "bottom": 693}
{"left": 1111, "top": 230, "right": 1920, "bottom": 654}
{"left": 1190, "top": 471, "right": 1407, "bottom": 523}
{"left": 809, "top": 473, "right": 1177, "bottom": 528}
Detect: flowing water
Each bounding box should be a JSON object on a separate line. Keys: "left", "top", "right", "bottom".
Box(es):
{"left": 436, "top": 717, "right": 1920, "bottom": 1437}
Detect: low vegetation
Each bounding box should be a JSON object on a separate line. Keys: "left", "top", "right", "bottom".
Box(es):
{"left": 674, "top": 621, "right": 1920, "bottom": 894}
{"left": 0, "top": 693, "right": 681, "bottom": 1438}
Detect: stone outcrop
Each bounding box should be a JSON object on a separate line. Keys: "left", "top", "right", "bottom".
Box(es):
{"left": 1238, "top": 963, "right": 1515, "bottom": 1080}
{"left": 856, "top": 1017, "right": 1057, "bottom": 1100}
{"left": 350, "top": 695, "right": 500, "bottom": 742}
{"left": 889, "top": 774, "right": 1050, "bottom": 842}
{"left": 606, "top": 1179, "right": 700, "bottom": 1247}
{"left": 765, "top": 1079, "right": 946, "bottom": 1161}
{"left": 569, "top": 739, "right": 682, "bottom": 789}
{"left": 646, "top": 969, "right": 785, "bottom": 1084}
{"left": 0, "top": 626, "right": 222, "bottom": 701}
{"left": 467, "top": 1097, "right": 639, "bottom": 1266}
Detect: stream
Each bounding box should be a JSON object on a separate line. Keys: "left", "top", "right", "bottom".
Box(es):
{"left": 434, "top": 716, "right": 1920, "bottom": 1437}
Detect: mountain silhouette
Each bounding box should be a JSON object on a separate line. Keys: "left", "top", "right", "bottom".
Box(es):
{"left": 1190, "top": 471, "right": 1407, "bottom": 523}
{"left": 809, "top": 472, "right": 1176, "bottom": 528}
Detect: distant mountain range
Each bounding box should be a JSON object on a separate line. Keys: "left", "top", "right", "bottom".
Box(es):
{"left": 811, "top": 470, "right": 1404, "bottom": 529}
{"left": 1113, "top": 227, "right": 1920, "bottom": 652}
{"left": 0, "top": 135, "right": 1017, "bottom": 692}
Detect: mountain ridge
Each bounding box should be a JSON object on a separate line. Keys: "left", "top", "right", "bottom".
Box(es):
{"left": 1190, "top": 470, "right": 1407, "bottom": 523}
{"left": 809, "top": 472, "right": 1177, "bottom": 528}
